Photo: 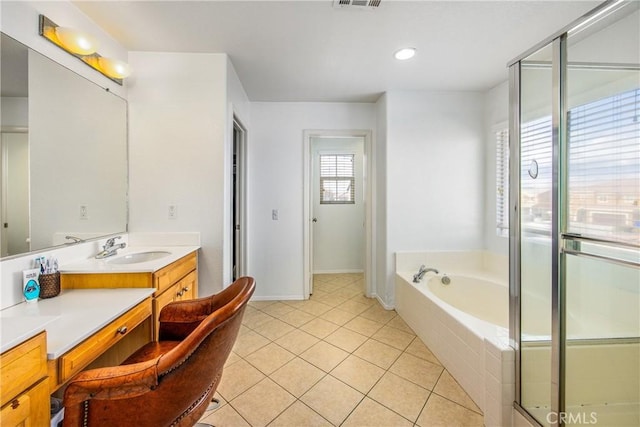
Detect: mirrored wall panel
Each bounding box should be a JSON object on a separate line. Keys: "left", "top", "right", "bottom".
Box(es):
{"left": 0, "top": 33, "right": 128, "bottom": 258}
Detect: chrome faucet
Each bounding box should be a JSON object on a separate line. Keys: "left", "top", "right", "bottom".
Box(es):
{"left": 95, "top": 236, "right": 126, "bottom": 259}
{"left": 413, "top": 265, "right": 439, "bottom": 283}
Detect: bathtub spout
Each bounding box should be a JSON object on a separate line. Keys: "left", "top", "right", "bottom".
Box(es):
{"left": 413, "top": 265, "right": 439, "bottom": 283}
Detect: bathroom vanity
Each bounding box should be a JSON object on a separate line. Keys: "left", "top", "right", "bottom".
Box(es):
{"left": 0, "top": 246, "right": 199, "bottom": 424}
{"left": 0, "top": 288, "right": 154, "bottom": 423}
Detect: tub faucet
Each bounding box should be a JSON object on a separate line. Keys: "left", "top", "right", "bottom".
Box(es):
{"left": 413, "top": 265, "right": 439, "bottom": 283}
{"left": 95, "top": 236, "right": 126, "bottom": 259}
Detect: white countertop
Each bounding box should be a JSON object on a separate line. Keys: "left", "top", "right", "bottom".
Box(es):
{"left": 59, "top": 246, "right": 199, "bottom": 274}
{"left": 0, "top": 288, "right": 155, "bottom": 358}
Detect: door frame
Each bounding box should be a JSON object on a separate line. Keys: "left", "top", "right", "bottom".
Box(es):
{"left": 1, "top": 126, "right": 29, "bottom": 257}
{"left": 231, "top": 116, "right": 248, "bottom": 281}
{"left": 303, "top": 129, "right": 374, "bottom": 298}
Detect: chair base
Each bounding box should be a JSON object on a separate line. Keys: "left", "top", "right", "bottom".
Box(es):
{"left": 206, "top": 398, "right": 220, "bottom": 411}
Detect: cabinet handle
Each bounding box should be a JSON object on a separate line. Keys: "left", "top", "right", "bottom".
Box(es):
{"left": 177, "top": 291, "right": 184, "bottom": 297}
{"left": 182, "top": 286, "right": 189, "bottom": 292}
{"left": 117, "top": 326, "right": 128, "bottom": 335}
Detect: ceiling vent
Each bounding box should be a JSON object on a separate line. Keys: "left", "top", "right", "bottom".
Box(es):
{"left": 333, "top": 0, "right": 381, "bottom": 10}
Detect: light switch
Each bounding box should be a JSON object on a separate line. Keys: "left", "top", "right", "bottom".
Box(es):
{"left": 272, "top": 209, "right": 279, "bottom": 220}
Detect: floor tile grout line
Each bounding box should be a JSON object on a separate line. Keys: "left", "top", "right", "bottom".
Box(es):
{"left": 221, "top": 274, "right": 482, "bottom": 426}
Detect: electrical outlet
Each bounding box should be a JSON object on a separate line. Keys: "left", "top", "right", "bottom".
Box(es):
{"left": 272, "top": 209, "right": 279, "bottom": 220}
{"left": 168, "top": 205, "right": 177, "bottom": 219}
{"left": 79, "top": 205, "right": 88, "bottom": 220}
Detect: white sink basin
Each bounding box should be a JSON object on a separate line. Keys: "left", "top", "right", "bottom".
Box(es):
{"left": 107, "top": 251, "right": 171, "bottom": 265}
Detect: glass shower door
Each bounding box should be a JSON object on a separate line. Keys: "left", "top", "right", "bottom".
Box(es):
{"left": 518, "top": 42, "right": 555, "bottom": 426}
{"left": 563, "top": 3, "right": 640, "bottom": 425}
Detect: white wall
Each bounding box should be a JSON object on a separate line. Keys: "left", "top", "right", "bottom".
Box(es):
{"left": 483, "top": 81, "right": 509, "bottom": 255}
{"left": 248, "top": 102, "right": 376, "bottom": 300}
{"left": 127, "top": 51, "right": 228, "bottom": 296}
{"left": 384, "top": 91, "right": 486, "bottom": 306}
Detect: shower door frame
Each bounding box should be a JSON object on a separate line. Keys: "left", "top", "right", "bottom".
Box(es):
{"left": 508, "top": 34, "right": 568, "bottom": 427}
{"left": 508, "top": 1, "right": 636, "bottom": 426}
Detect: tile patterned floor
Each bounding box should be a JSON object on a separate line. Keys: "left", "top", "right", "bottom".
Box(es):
{"left": 199, "top": 273, "right": 484, "bottom": 427}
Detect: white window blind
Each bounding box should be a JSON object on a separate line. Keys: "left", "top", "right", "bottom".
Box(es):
{"left": 496, "top": 129, "right": 509, "bottom": 236}
{"left": 496, "top": 87, "right": 640, "bottom": 244}
{"left": 567, "top": 88, "right": 640, "bottom": 244}
{"left": 520, "top": 116, "right": 554, "bottom": 234}
{"left": 320, "top": 154, "right": 355, "bottom": 204}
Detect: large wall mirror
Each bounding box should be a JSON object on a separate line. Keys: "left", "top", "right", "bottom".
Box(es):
{"left": 0, "top": 33, "right": 128, "bottom": 258}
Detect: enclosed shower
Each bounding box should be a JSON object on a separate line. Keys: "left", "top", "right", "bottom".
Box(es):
{"left": 508, "top": 1, "right": 639, "bottom": 426}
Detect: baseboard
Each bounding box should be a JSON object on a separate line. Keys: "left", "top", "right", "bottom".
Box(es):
{"left": 375, "top": 294, "right": 395, "bottom": 310}
{"left": 249, "top": 295, "right": 306, "bottom": 301}
{"left": 312, "top": 269, "right": 364, "bottom": 274}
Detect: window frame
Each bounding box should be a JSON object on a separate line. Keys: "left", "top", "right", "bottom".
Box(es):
{"left": 319, "top": 153, "right": 356, "bottom": 205}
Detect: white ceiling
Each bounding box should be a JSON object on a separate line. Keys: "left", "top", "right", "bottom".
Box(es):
{"left": 72, "top": 0, "right": 601, "bottom": 102}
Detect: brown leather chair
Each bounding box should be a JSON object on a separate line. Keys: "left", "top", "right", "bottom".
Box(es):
{"left": 62, "top": 276, "right": 255, "bottom": 427}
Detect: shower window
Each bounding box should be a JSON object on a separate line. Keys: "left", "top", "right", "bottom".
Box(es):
{"left": 567, "top": 88, "right": 640, "bottom": 245}
{"left": 319, "top": 154, "right": 355, "bottom": 204}
{"left": 498, "top": 88, "right": 640, "bottom": 242}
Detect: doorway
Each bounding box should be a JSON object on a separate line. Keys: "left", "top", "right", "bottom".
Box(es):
{"left": 303, "top": 130, "right": 373, "bottom": 298}
{"left": 1, "top": 130, "right": 30, "bottom": 257}
{"left": 231, "top": 117, "right": 247, "bottom": 281}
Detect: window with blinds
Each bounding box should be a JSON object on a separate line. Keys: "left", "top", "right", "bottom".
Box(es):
{"left": 496, "top": 129, "right": 509, "bottom": 237}
{"left": 496, "top": 87, "right": 639, "bottom": 243}
{"left": 320, "top": 154, "right": 355, "bottom": 204}
{"left": 520, "top": 116, "right": 554, "bottom": 235}
{"left": 567, "top": 88, "right": 640, "bottom": 244}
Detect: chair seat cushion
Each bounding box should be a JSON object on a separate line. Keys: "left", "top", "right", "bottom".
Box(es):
{"left": 121, "top": 341, "right": 181, "bottom": 365}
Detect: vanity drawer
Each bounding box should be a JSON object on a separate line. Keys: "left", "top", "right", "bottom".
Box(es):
{"left": 59, "top": 298, "right": 152, "bottom": 383}
{"left": 154, "top": 252, "right": 197, "bottom": 295}
{"left": 0, "top": 332, "right": 47, "bottom": 407}
{"left": 175, "top": 270, "right": 197, "bottom": 301}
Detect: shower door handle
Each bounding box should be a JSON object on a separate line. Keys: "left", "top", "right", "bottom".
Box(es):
{"left": 312, "top": 218, "right": 318, "bottom": 223}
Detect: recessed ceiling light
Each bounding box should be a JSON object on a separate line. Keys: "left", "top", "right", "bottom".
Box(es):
{"left": 394, "top": 47, "right": 416, "bottom": 60}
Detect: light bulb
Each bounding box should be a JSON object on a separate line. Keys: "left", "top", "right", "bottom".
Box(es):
{"left": 98, "top": 57, "right": 131, "bottom": 79}
{"left": 394, "top": 47, "right": 416, "bottom": 61}
{"left": 54, "top": 27, "right": 98, "bottom": 55}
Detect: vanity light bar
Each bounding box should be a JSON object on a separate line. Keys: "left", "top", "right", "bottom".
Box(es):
{"left": 38, "top": 15, "right": 129, "bottom": 86}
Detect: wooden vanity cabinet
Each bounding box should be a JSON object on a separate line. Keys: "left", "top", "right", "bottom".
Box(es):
{"left": 0, "top": 332, "right": 49, "bottom": 427}
{"left": 61, "top": 251, "right": 198, "bottom": 340}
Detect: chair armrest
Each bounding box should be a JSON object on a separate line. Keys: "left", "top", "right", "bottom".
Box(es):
{"left": 64, "top": 358, "right": 159, "bottom": 407}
